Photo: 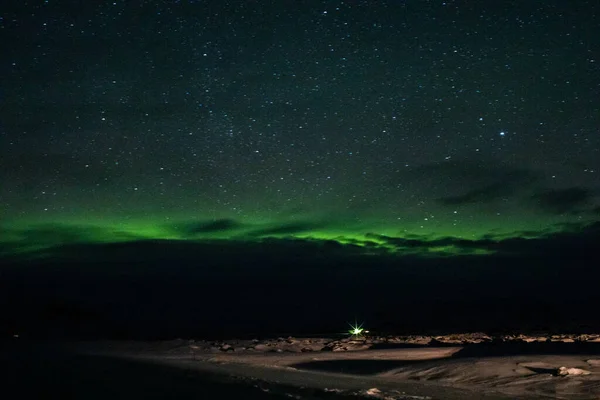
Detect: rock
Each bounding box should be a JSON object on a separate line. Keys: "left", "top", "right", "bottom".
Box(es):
{"left": 436, "top": 334, "right": 466, "bottom": 344}
{"left": 322, "top": 342, "right": 348, "bottom": 352}
{"left": 550, "top": 335, "right": 569, "bottom": 342}
{"left": 587, "top": 359, "right": 600, "bottom": 367}
{"left": 519, "top": 362, "right": 560, "bottom": 375}
{"left": 220, "top": 344, "right": 234, "bottom": 352}
{"left": 402, "top": 335, "right": 432, "bottom": 345}
{"left": 301, "top": 347, "right": 313, "bottom": 352}
{"left": 254, "top": 344, "right": 269, "bottom": 351}
{"left": 348, "top": 339, "right": 366, "bottom": 345}
{"left": 467, "top": 332, "right": 493, "bottom": 343}
{"left": 558, "top": 367, "right": 591, "bottom": 376}
{"left": 364, "top": 388, "right": 382, "bottom": 397}
{"left": 522, "top": 336, "right": 547, "bottom": 343}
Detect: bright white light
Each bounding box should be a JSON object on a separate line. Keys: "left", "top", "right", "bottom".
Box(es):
{"left": 347, "top": 320, "right": 366, "bottom": 337}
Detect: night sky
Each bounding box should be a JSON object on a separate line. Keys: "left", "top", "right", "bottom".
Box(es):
{"left": 1, "top": 0, "right": 599, "bottom": 258}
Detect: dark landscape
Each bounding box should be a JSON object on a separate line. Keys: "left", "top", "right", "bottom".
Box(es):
{"left": 1, "top": 0, "right": 599, "bottom": 398}
{"left": 2, "top": 228, "right": 600, "bottom": 340}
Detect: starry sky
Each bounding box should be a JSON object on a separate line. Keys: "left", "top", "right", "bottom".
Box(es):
{"left": 1, "top": 0, "right": 599, "bottom": 258}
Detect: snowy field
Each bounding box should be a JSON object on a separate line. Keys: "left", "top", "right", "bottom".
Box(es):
{"left": 6, "top": 334, "right": 594, "bottom": 399}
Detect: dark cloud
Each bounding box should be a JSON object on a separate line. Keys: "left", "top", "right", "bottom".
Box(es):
{"left": 336, "top": 237, "right": 383, "bottom": 248}
{"left": 366, "top": 233, "right": 496, "bottom": 256}
{"left": 342, "top": 158, "right": 541, "bottom": 213}
{"left": 170, "top": 219, "right": 327, "bottom": 239}
{"left": 2, "top": 235, "right": 375, "bottom": 266}
{"left": 246, "top": 222, "right": 323, "bottom": 237}
{"left": 173, "top": 219, "right": 244, "bottom": 236}
{"left": 438, "top": 181, "right": 514, "bottom": 206}
{"left": 366, "top": 222, "right": 600, "bottom": 258}
{"left": 435, "top": 167, "right": 538, "bottom": 206}
{"left": 486, "top": 221, "right": 600, "bottom": 257}
{"left": 366, "top": 233, "right": 430, "bottom": 249}
{"left": 399, "top": 158, "right": 539, "bottom": 207}
{"left": 531, "top": 187, "right": 593, "bottom": 214}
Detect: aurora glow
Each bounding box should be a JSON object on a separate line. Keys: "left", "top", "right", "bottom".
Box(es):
{"left": 0, "top": 1, "right": 598, "bottom": 261}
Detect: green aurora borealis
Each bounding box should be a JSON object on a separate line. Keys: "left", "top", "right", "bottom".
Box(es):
{"left": 1, "top": 1, "right": 599, "bottom": 260}
{"left": 1, "top": 211, "right": 598, "bottom": 259}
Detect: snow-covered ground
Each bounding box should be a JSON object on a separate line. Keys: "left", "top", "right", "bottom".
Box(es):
{"left": 70, "top": 334, "right": 600, "bottom": 399}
